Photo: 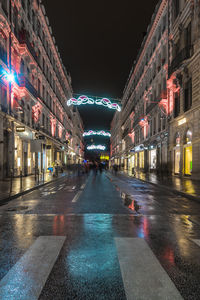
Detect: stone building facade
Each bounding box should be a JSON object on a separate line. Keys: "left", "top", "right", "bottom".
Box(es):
{"left": 115, "top": 0, "right": 169, "bottom": 175}
{"left": 168, "top": 0, "right": 200, "bottom": 179}
{"left": 111, "top": 0, "right": 200, "bottom": 179}
{"left": 0, "top": 0, "right": 84, "bottom": 179}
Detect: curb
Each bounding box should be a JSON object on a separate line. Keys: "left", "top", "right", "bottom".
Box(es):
{"left": 113, "top": 171, "right": 200, "bottom": 203}
{"left": 0, "top": 173, "right": 70, "bottom": 206}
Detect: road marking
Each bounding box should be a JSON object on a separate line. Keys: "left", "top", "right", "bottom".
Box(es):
{"left": 115, "top": 238, "right": 182, "bottom": 300}
{"left": 72, "top": 190, "right": 82, "bottom": 203}
{"left": 48, "top": 187, "right": 55, "bottom": 191}
{"left": 80, "top": 183, "right": 86, "bottom": 190}
{"left": 192, "top": 239, "right": 200, "bottom": 247}
{"left": 0, "top": 236, "right": 65, "bottom": 300}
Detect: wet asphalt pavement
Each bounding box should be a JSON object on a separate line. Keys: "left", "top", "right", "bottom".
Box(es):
{"left": 0, "top": 170, "right": 200, "bottom": 299}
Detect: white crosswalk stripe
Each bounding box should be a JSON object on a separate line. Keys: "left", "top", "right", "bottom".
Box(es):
{"left": 115, "top": 238, "right": 183, "bottom": 300}
{"left": 0, "top": 236, "right": 65, "bottom": 300}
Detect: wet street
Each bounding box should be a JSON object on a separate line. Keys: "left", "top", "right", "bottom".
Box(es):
{"left": 0, "top": 171, "right": 200, "bottom": 299}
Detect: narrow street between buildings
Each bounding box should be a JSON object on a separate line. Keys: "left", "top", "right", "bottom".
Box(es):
{"left": 0, "top": 170, "right": 200, "bottom": 299}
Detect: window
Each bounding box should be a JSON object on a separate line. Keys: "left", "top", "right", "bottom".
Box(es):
{"left": 184, "top": 79, "right": 192, "bottom": 112}
{"left": 38, "top": 79, "right": 41, "bottom": 96}
{"left": 174, "top": 0, "right": 179, "bottom": 20}
{"left": 43, "top": 85, "right": 45, "bottom": 101}
{"left": 153, "top": 117, "right": 156, "bottom": 135}
{"left": 174, "top": 92, "right": 180, "bottom": 117}
{"left": 185, "top": 22, "right": 191, "bottom": 48}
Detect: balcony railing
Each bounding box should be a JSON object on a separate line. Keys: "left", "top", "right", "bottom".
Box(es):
{"left": 17, "top": 75, "right": 38, "bottom": 99}
{"left": 169, "top": 45, "right": 193, "bottom": 76}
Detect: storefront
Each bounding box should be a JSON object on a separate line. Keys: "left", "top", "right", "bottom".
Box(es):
{"left": 174, "top": 132, "right": 181, "bottom": 174}
{"left": 14, "top": 127, "right": 35, "bottom": 176}
{"left": 184, "top": 130, "right": 192, "bottom": 176}
{"left": 149, "top": 148, "right": 157, "bottom": 170}
{"left": 139, "top": 151, "right": 144, "bottom": 169}
{"left": 129, "top": 153, "right": 135, "bottom": 173}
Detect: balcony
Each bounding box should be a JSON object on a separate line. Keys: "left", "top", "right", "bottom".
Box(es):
{"left": 168, "top": 45, "right": 193, "bottom": 76}
{"left": 18, "top": 29, "right": 38, "bottom": 62}
{"left": 17, "top": 75, "right": 38, "bottom": 99}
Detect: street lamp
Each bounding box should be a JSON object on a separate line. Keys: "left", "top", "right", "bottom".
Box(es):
{"left": 0, "top": 71, "right": 15, "bottom": 82}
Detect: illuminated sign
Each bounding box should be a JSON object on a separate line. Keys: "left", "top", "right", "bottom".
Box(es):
{"left": 178, "top": 118, "right": 186, "bottom": 126}
{"left": 83, "top": 130, "right": 111, "bottom": 137}
{"left": 134, "top": 144, "right": 144, "bottom": 152}
{"left": 87, "top": 145, "right": 106, "bottom": 151}
{"left": 16, "top": 126, "right": 25, "bottom": 132}
{"left": 100, "top": 155, "right": 109, "bottom": 160}
{"left": 67, "top": 95, "right": 121, "bottom": 112}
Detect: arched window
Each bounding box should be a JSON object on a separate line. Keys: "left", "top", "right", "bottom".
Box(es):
{"left": 185, "top": 129, "right": 192, "bottom": 144}
{"left": 175, "top": 132, "right": 180, "bottom": 146}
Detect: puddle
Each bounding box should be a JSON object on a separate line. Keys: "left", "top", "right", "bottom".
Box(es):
{"left": 6, "top": 206, "right": 29, "bottom": 212}
{"left": 121, "top": 192, "right": 141, "bottom": 213}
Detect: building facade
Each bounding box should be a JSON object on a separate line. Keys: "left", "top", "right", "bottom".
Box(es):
{"left": 117, "top": 0, "right": 169, "bottom": 175}
{"left": 168, "top": 0, "right": 200, "bottom": 179}
{"left": 0, "top": 0, "right": 84, "bottom": 179}
{"left": 111, "top": 0, "right": 200, "bottom": 179}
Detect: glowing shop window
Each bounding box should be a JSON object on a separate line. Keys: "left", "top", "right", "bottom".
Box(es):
{"left": 150, "top": 149, "right": 156, "bottom": 169}
{"left": 28, "top": 158, "right": 31, "bottom": 167}
{"left": 139, "top": 151, "right": 144, "bottom": 168}
{"left": 174, "top": 149, "right": 180, "bottom": 174}
{"left": 17, "top": 157, "right": 21, "bottom": 167}
{"left": 184, "top": 146, "right": 192, "bottom": 175}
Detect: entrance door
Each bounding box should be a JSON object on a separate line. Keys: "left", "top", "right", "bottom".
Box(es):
{"left": 184, "top": 146, "right": 192, "bottom": 175}
{"left": 174, "top": 148, "right": 180, "bottom": 174}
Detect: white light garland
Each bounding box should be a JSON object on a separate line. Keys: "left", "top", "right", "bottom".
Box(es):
{"left": 67, "top": 95, "right": 121, "bottom": 112}
{"left": 83, "top": 130, "right": 111, "bottom": 137}
{"left": 87, "top": 145, "right": 106, "bottom": 151}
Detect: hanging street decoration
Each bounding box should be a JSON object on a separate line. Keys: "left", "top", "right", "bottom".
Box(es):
{"left": 83, "top": 130, "right": 111, "bottom": 137}
{"left": 87, "top": 145, "right": 106, "bottom": 151}
{"left": 67, "top": 95, "right": 121, "bottom": 112}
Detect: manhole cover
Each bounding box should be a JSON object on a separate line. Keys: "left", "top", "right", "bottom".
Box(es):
{"left": 6, "top": 206, "right": 29, "bottom": 212}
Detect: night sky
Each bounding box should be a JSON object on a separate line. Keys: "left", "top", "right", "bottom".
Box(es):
{"left": 42, "top": 0, "right": 158, "bottom": 154}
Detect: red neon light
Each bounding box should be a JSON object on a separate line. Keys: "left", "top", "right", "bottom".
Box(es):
{"left": 139, "top": 116, "right": 148, "bottom": 139}
{"left": 32, "top": 102, "right": 42, "bottom": 122}
{"left": 58, "top": 124, "right": 63, "bottom": 139}
{"left": 128, "top": 130, "right": 135, "bottom": 143}
{"left": 159, "top": 75, "right": 180, "bottom": 115}
{"left": 50, "top": 118, "right": 56, "bottom": 137}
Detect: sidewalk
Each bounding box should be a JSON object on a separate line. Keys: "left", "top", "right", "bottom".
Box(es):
{"left": 118, "top": 170, "right": 200, "bottom": 201}
{"left": 0, "top": 171, "right": 71, "bottom": 203}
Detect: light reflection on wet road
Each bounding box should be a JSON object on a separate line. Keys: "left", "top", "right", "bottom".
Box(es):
{"left": 0, "top": 171, "right": 200, "bottom": 299}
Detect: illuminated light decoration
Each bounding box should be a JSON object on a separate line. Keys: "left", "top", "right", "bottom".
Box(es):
{"left": 128, "top": 130, "right": 135, "bottom": 143}
{"left": 178, "top": 118, "right": 186, "bottom": 126}
{"left": 58, "top": 124, "right": 63, "bottom": 139}
{"left": 83, "top": 130, "right": 111, "bottom": 137}
{"left": 67, "top": 95, "right": 121, "bottom": 112}
{"left": 32, "top": 102, "right": 42, "bottom": 123}
{"left": 50, "top": 118, "right": 56, "bottom": 137}
{"left": 129, "top": 111, "right": 135, "bottom": 129}
{"left": 139, "top": 116, "right": 149, "bottom": 139}
{"left": 159, "top": 75, "right": 180, "bottom": 115}
{"left": 87, "top": 145, "right": 106, "bottom": 151}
